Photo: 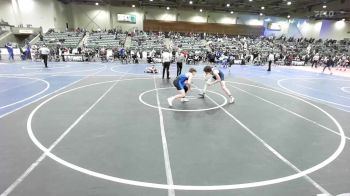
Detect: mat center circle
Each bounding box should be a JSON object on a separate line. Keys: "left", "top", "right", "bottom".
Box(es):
{"left": 139, "top": 87, "right": 228, "bottom": 112}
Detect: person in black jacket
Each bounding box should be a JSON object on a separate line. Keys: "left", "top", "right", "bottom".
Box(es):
{"left": 322, "top": 55, "right": 333, "bottom": 74}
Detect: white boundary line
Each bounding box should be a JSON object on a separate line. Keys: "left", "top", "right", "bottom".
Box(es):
{"left": 228, "top": 83, "right": 350, "bottom": 141}
{"left": 194, "top": 84, "right": 332, "bottom": 195}
{"left": 110, "top": 65, "right": 206, "bottom": 79}
{"left": 0, "top": 65, "right": 105, "bottom": 77}
{"left": 153, "top": 76, "right": 175, "bottom": 196}
{"left": 22, "top": 65, "right": 70, "bottom": 70}
{"left": 110, "top": 66, "right": 154, "bottom": 77}
{"left": 0, "top": 65, "right": 107, "bottom": 119}
{"left": 292, "top": 83, "right": 350, "bottom": 100}
{"left": 278, "top": 78, "right": 350, "bottom": 108}
{"left": 0, "top": 76, "right": 50, "bottom": 110}
{"left": 22, "top": 78, "right": 345, "bottom": 191}
{"left": 0, "top": 69, "right": 125, "bottom": 196}
{"left": 27, "top": 66, "right": 106, "bottom": 76}
{"left": 340, "top": 87, "right": 350, "bottom": 94}
{"left": 139, "top": 87, "right": 227, "bottom": 112}
{"left": 0, "top": 79, "right": 43, "bottom": 94}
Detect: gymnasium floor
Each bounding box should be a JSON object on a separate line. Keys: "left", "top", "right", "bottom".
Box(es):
{"left": 0, "top": 61, "right": 349, "bottom": 196}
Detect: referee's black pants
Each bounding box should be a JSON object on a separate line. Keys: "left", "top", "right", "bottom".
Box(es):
{"left": 311, "top": 60, "right": 318, "bottom": 68}
{"left": 162, "top": 62, "right": 170, "bottom": 79}
{"left": 42, "top": 54, "right": 48, "bottom": 68}
{"left": 267, "top": 60, "right": 272, "bottom": 71}
{"left": 176, "top": 62, "right": 183, "bottom": 76}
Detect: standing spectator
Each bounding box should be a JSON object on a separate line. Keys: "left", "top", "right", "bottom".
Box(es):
{"left": 61, "top": 48, "right": 66, "bottom": 62}
{"left": 39, "top": 45, "right": 50, "bottom": 68}
{"left": 176, "top": 52, "right": 185, "bottom": 76}
{"left": 25, "top": 44, "right": 31, "bottom": 60}
{"left": 39, "top": 33, "right": 44, "bottom": 41}
{"left": 162, "top": 49, "right": 171, "bottom": 79}
{"left": 5, "top": 43, "right": 14, "bottom": 61}
{"left": 267, "top": 52, "right": 274, "bottom": 71}
{"left": 322, "top": 55, "right": 333, "bottom": 74}
{"left": 311, "top": 53, "right": 320, "bottom": 68}
{"left": 119, "top": 47, "right": 126, "bottom": 64}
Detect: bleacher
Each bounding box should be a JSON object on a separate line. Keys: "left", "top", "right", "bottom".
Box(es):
{"left": 85, "top": 32, "right": 126, "bottom": 48}
{"left": 173, "top": 35, "right": 206, "bottom": 51}
{"left": 130, "top": 34, "right": 165, "bottom": 51}
{"left": 0, "top": 30, "right": 6, "bottom": 37}
{"left": 36, "top": 31, "right": 84, "bottom": 48}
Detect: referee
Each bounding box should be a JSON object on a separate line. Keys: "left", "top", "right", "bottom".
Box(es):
{"left": 39, "top": 45, "right": 50, "bottom": 68}
{"left": 162, "top": 49, "right": 171, "bottom": 79}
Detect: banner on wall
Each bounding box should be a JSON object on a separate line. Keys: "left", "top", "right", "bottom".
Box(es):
{"left": 18, "top": 29, "right": 34, "bottom": 34}
{"left": 117, "top": 14, "right": 136, "bottom": 24}
{"left": 267, "top": 22, "right": 281, "bottom": 31}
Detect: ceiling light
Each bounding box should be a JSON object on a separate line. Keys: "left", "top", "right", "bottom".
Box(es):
{"left": 132, "top": 4, "right": 135, "bottom": 7}
{"left": 189, "top": 1, "right": 193, "bottom": 4}
{"left": 249, "top": 0, "right": 253, "bottom": 2}
{"left": 287, "top": 15, "right": 290, "bottom": 18}
{"left": 261, "top": 6, "right": 265, "bottom": 10}
{"left": 95, "top": 2, "right": 99, "bottom": 5}
{"left": 230, "top": 11, "right": 234, "bottom": 14}
{"left": 150, "top": 0, "right": 153, "bottom": 1}
{"left": 166, "top": 6, "right": 170, "bottom": 10}
{"left": 226, "top": 3, "right": 230, "bottom": 7}
{"left": 287, "top": 1, "right": 291, "bottom": 5}
{"left": 323, "top": 5, "right": 327, "bottom": 8}
{"left": 342, "top": 18, "right": 345, "bottom": 21}
{"left": 260, "top": 13, "right": 263, "bottom": 16}
{"left": 200, "top": 9, "right": 203, "bottom": 12}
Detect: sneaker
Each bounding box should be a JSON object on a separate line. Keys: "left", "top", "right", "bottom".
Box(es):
{"left": 180, "top": 98, "right": 189, "bottom": 102}
{"left": 198, "top": 93, "right": 205, "bottom": 98}
{"left": 167, "top": 97, "right": 173, "bottom": 107}
{"left": 229, "top": 96, "right": 235, "bottom": 104}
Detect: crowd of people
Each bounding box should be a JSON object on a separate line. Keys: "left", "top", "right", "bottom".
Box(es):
{"left": 1, "top": 30, "right": 349, "bottom": 73}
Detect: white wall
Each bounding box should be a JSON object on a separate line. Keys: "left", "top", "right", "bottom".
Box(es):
{"left": 1, "top": 0, "right": 349, "bottom": 40}
{"left": 53, "top": 0, "right": 72, "bottom": 31}
{"left": 0, "top": 0, "right": 18, "bottom": 26}
{"left": 0, "top": 0, "right": 71, "bottom": 32}
{"left": 319, "top": 20, "right": 350, "bottom": 40}
{"left": 263, "top": 16, "right": 289, "bottom": 37}
{"left": 70, "top": 4, "right": 110, "bottom": 31}
{"left": 208, "top": 12, "right": 236, "bottom": 24}
{"left": 112, "top": 7, "right": 144, "bottom": 31}
{"left": 145, "top": 8, "right": 176, "bottom": 22}
{"left": 262, "top": 17, "right": 350, "bottom": 40}
{"left": 178, "top": 10, "right": 207, "bottom": 23}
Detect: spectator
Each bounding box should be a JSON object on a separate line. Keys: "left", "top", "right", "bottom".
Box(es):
{"left": 5, "top": 43, "right": 14, "bottom": 61}
{"left": 267, "top": 52, "right": 274, "bottom": 71}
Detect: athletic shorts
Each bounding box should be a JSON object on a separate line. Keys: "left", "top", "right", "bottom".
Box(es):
{"left": 173, "top": 78, "right": 188, "bottom": 92}
{"left": 212, "top": 70, "right": 225, "bottom": 81}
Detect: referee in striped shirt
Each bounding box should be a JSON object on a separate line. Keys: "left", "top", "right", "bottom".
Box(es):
{"left": 39, "top": 45, "right": 50, "bottom": 68}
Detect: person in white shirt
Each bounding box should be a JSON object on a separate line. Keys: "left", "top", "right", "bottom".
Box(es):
{"left": 39, "top": 45, "right": 50, "bottom": 68}
{"left": 267, "top": 52, "right": 274, "bottom": 71}
{"left": 311, "top": 53, "right": 320, "bottom": 68}
{"left": 162, "top": 50, "right": 172, "bottom": 79}
{"left": 176, "top": 52, "right": 185, "bottom": 76}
